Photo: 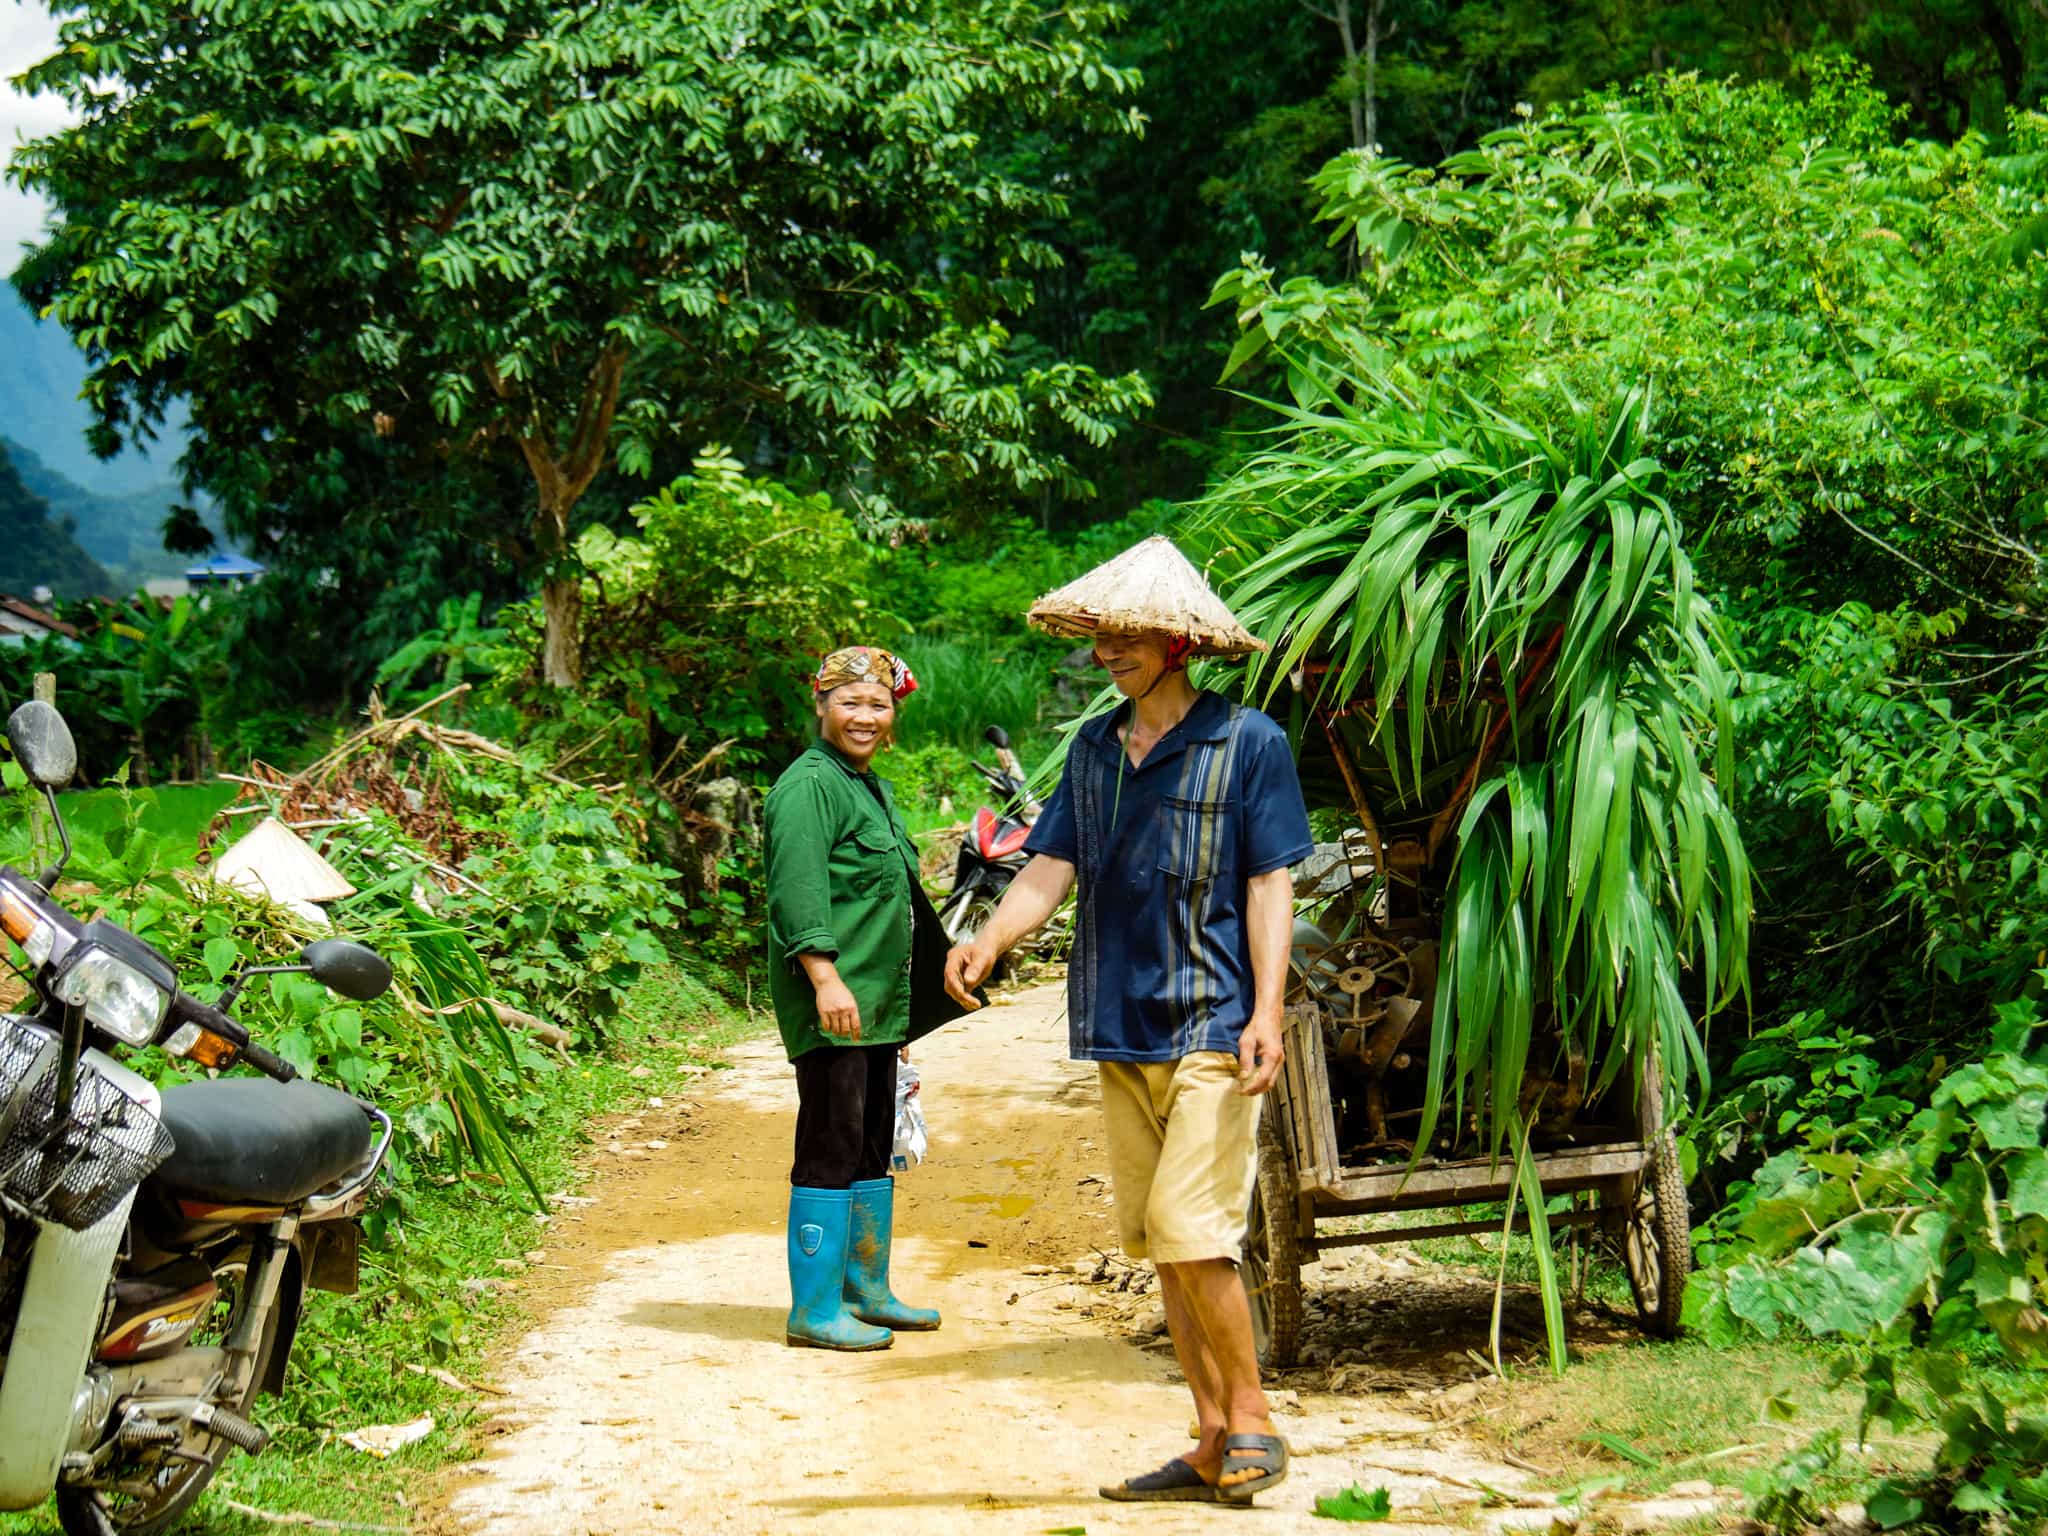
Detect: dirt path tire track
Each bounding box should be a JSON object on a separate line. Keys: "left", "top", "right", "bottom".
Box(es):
{"left": 433, "top": 983, "right": 1534, "bottom": 1535}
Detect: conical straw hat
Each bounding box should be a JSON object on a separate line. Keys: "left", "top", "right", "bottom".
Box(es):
{"left": 1028, "top": 536, "right": 1266, "bottom": 656}
{"left": 209, "top": 817, "right": 357, "bottom": 904}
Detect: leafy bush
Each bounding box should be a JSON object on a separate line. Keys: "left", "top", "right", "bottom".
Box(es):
{"left": 893, "top": 639, "right": 1058, "bottom": 753}
{"left": 0, "top": 591, "right": 309, "bottom": 784}
{"left": 2, "top": 720, "right": 698, "bottom": 1203}
{"left": 1693, "top": 989, "right": 2048, "bottom": 1530}
{"left": 1691, "top": 599, "right": 2048, "bottom": 1211}
{"left": 875, "top": 504, "right": 1178, "bottom": 642}
{"left": 432, "top": 755, "right": 684, "bottom": 1030}
{"left": 487, "top": 449, "right": 878, "bottom": 784}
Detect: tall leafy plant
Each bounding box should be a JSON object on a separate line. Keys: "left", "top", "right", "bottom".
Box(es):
{"left": 1204, "top": 380, "right": 1751, "bottom": 1167}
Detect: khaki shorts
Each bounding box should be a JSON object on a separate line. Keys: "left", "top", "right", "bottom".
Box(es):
{"left": 1097, "top": 1052, "right": 1262, "bottom": 1265}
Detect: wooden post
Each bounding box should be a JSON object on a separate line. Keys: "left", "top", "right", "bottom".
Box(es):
{"left": 28, "top": 672, "right": 56, "bottom": 863}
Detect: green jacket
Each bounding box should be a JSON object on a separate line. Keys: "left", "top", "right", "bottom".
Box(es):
{"left": 764, "top": 741, "right": 921, "bottom": 1060}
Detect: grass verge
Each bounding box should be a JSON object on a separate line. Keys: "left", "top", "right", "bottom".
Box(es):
{"left": 1338, "top": 1213, "right": 1890, "bottom": 1515}
{"left": 0, "top": 965, "right": 764, "bottom": 1536}
{"left": 1476, "top": 1335, "right": 1864, "bottom": 1498}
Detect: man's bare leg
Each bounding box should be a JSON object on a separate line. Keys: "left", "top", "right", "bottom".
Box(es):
{"left": 1155, "top": 1262, "right": 1229, "bottom": 1482}
{"left": 1159, "top": 1257, "right": 1276, "bottom": 1493}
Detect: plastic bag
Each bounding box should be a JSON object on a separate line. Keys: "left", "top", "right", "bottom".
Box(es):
{"left": 892, "top": 1062, "right": 928, "bottom": 1172}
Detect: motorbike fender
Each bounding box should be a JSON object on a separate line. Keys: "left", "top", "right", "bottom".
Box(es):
{"left": 259, "top": 1245, "right": 307, "bottom": 1401}
{"left": 301, "top": 1222, "right": 360, "bottom": 1296}
{"left": 0, "top": 1052, "right": 159, "bottom": 1511}
{"left": 951, "top": 845, "right": 983, "bottom": 889}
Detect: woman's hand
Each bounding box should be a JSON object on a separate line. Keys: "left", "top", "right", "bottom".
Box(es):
{"left": 798, "top": 953, "right": 862, "bottom": 1040}
{"left": 814, "top": 975, "right": 862, "bottom": 1040}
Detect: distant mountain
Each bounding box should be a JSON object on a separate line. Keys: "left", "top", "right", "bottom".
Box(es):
{"left": 0, "top": 434, "right": 212, "bottom": 588}
{"left": 0, "top": 438, "right": 111, "bottom": 600}
{"left": 0, "top": 293, "right": 189, "bottom": 497}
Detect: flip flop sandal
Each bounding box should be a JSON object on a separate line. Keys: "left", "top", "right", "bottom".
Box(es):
{"left": 1099, "top": 1456, "right": 1219, "bottom": 1503}
{"left": 1215, "top": 1433, "right": 1289, "bottom": 1505}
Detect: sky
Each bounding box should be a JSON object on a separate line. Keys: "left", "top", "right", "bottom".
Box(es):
{"left": 2, "top": 0, "right": 67, "bottom": 266}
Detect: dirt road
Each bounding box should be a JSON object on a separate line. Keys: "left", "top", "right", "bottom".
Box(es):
{"left": 438, "top": 982, "right": 1552, "bottom": 1535}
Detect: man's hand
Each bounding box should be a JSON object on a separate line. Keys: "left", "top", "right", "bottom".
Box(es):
{"left": 943, "top": 942, "right": 992, "bottom": 1010}
{"left": 813, "top": 974, "right": 862, "bottom": 1040}
{"left": 939, "top": 855, "right": 1076, "bottom": 1013}
{"left": 1236, "top": 1008, "right": 1285, "bottom": 1096}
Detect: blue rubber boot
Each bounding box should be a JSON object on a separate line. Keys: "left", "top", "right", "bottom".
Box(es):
{"left": 845, "top": 1176, "right": 941, "bottom": 1331}
{"left": 786, "top": 1187, "right": 893, "bottom": 1350}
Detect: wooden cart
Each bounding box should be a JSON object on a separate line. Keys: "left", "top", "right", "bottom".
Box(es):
{"left": 1240, "top": 665, "right": 1693, "bottom": 1366}
{"left": 1244, "top": 999, "right": 1690, "bottom": 1366}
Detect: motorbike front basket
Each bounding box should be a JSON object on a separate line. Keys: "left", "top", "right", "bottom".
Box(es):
{"left": 0, "top": 1020, "right": 173, "bottom": 1232}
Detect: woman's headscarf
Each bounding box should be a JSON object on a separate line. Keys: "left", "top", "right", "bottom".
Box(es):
{"left": 812, "top": 646, "right": 919, "bottom": 701}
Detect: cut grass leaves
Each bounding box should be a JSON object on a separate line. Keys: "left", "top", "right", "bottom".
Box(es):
{"left": 1314, "top": 1485, "right": 1395, "bottom": 1521}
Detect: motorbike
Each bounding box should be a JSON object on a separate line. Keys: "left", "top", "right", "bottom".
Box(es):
{"left": 0, "top": 700, "right": 395, "bottom": 1536}
{"left": 935, "top": 725, "right": 1039, "bottom": 944}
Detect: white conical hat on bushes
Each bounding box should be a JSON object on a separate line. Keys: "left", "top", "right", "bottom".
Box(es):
{"left": 209, "top": 817, "right": 357, "bottom": 904}
{"left": 1028, "top": 535, "right": 1266, "bottom": 657}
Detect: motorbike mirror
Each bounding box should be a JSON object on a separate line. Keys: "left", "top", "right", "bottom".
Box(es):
{"left": 303, "top": 940, "right": 393, "bottom": 1002}
{"left": 6, "top": 701, "right": 78, "bottom": 790}
{"left": 983, "top": 724, "right": 1011, "bottom": 750}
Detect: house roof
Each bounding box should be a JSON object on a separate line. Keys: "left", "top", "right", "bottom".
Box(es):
{"left": 183, "top": 553, "right": 266, "bottom": 581}
{"left": 0, "top": 595, "right": 81, "bottom": 639}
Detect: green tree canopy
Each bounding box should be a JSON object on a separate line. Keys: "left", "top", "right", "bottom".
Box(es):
{"left": 11, "top": 0, "right": 1150, "bottom": 684}
{"left": 1209, "top": 67, "right": 2048, "bottom": 624}
{"left": 1030, "top": 1, "right": 2048, "bottom": 513}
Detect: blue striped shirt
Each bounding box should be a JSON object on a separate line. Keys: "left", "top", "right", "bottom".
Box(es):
{"left": 1025, "top": 691, "right": 1313, "bottom": 1062}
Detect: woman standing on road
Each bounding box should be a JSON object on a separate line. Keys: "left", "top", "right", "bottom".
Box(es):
{"left": 763, "top": 645, "right": 943, "bottom": 1351}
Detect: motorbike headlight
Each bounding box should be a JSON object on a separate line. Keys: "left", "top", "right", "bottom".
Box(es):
{"left": 52, "top": 946, "right": 171, "bottom": 1046}
{"left": 0, "top": 886, "right": 55, "bottom": 971}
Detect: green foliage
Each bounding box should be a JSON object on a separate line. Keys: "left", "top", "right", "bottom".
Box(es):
{"left": 1711, "top": 594, "right": 2048, "bottom": 1202}
{"left": 0, "top": 590, "right": 307, "bottom": 784}
{"left": 435, "top": 763, "right": 684, "bottom": 1030}
{"left": 373, "top": 592, "right": 509, "bottom": 711}
{"left": 1693, "top": 988, "right": 2048, "bottom": 1529}
{"left": 1034, "top": 1, "right": 2048, "bottom": 516}
{"left": 1211, "top": 70, "right": 2048, "bottom": 623}
{"left": 13, "top": 0, "right": 1152, "bottom": 679}
{"left": 1202, "top": 381, "right": 1750, "bottom": 1158}
{"left": 882, "top": 741, "right": 978, "bottom": 816}
{"left": 1749, "top": 1430, "right": 1857, "bottom": 1536}
{"left": 894, "top": 640, "right": 1057, "bottom": 753}
{"left": 2, "top": 710, "right": 698, "bottom": 1208}
{"left": 877, "top": 503, "right": 1177, "bottom": 641}
{"left": 1770, "top": 610, "right": 2048, "bottom": 999}
{"left": 488, "top": 449, "right": 879, "bottom": 781}
{"left": 1312, "top": 1483, "right": 1393, "bottom": 1521}
{"left": 1204, "top": 60, "right": 2048, "bottom": 1254}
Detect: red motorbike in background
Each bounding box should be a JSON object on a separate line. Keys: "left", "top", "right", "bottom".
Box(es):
{"left": 936, "top": 726, "right": 1039, "bottom": 944}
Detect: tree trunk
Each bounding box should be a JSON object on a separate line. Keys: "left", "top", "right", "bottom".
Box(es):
{"left": 1363, "top": 0, "right": 1381, "bottom": 153}
{"left": 529, "top": 469, "right": 584, "bottom": 688}
{"left": 540, "top": 576, "right": 583, "bottom": 688}
{"left": 506, "top": 343, "right": 628, "bottom": 690}
{"left": 1331, "top": 0, "right": 1366, "bottom": 152}
{"left": 1980, "top": 2, "right": 2024, "bottom": 117}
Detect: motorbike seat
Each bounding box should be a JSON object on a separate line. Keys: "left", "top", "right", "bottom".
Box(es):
{"left": 152, "top": 1079, "right": 371, "bottom": 1207}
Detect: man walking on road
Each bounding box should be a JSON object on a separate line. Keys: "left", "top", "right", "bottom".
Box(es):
{"left": 945, "top": 536, "right": 1311, "bottom": 1507}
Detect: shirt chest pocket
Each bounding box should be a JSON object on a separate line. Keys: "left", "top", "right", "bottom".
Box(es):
{"left": 840, "top": 824, "right": 907, "bottom": 896}
{"left": 1157, "top": 792, "right": 1236, "bottom": 883}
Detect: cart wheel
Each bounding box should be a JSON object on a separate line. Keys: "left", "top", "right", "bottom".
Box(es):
{"left": 1623, "top": 1129, "right": 1690, "bottom": 1337}
{"left": 1244, "top": 1124, "right": 1303, "bottom": 1368}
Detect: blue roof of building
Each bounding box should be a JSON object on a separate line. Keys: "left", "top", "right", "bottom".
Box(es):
{"left": 182, "top": 553, "right": 267, "bottom": 580}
